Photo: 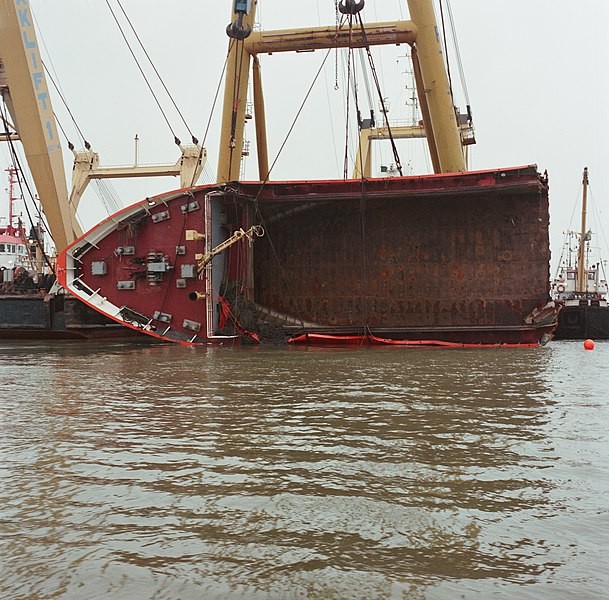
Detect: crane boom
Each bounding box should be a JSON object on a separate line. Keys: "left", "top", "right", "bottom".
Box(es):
{"left": 0, "top": 0, "right": 80, "bottom": 250}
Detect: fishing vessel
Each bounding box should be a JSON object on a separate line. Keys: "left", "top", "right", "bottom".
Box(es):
{"left": 552, "top": 168, "right": 609, "bottom": 340}
{"left": 54, "top": 0, "right": 557, "bottom": 347}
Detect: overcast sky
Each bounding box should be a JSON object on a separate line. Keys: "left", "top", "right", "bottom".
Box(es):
{"left": 2, "top": 0, "right": 608, "bottom": 275}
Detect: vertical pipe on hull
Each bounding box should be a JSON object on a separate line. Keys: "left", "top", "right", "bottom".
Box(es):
{"left": 406, "top": 0, "right": 464, "bottom": 173}
{"left": 217, "top": 1, "right": 258, "bottom": 183}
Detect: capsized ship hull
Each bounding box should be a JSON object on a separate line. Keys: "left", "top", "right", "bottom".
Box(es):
{"left": 57, "top": 166, "right": 558, "bottom": 346}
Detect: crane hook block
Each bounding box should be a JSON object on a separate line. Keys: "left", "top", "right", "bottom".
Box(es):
{"left": 227, "top": 0, "right": 252, "bottom": 39}
{"left": 339, "top": 0, "right": 365, "bottom": 15}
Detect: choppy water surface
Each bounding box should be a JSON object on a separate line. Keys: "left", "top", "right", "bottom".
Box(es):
{"left": 1, "top": 340, "right": 608, "bottom": 599}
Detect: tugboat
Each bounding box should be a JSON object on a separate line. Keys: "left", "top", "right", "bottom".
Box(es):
{"left": 552, "top": 167, "right": 609, "bottom": 340}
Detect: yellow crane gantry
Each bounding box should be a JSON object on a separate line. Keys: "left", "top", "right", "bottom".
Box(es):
{"left": 218, "top": 0, "right": 471, "bottom": 184}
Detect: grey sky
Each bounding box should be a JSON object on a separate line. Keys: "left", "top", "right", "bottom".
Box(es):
{"left": 2, "top": 0, "right": 608, "bottom": 275}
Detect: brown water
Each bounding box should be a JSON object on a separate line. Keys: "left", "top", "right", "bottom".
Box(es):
{"left": 1, "top": 341, "right": 608, "bottom": 599}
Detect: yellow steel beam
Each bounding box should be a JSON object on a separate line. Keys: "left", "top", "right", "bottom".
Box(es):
{"left": 244, "top": 20, "right": 417, "bottom": 55}
{"left": 353, "top": 128, "right": 372, "bottom": 179}
{"left": 252, "top": 56, "right": 269, "bottom": 181}
{"left": 0, "top": 0, "right": 80, "bottom": 249}
{"left": 406, "top": 0, "right": 465, "bottom": 173}
{"left": 411, "top": 45, "right": 440, "bottom": 173}
{"left": 217, "top": 2, "right": 258, "bottom": 183}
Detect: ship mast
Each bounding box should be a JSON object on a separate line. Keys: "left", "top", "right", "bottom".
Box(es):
{"left": 576, "top": 167, "right": 589, "bottom": 293}
{"left": 6, "top": 165, "right": 17, "bottom": 235}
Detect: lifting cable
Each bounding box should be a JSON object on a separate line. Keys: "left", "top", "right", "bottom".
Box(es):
{"left": 342, "top": 18, "right": 355, "bottom": 179}
{"left": 43, "top": 62, "right": 89, "bottom": 150}
{"left": 355, "top": 12, "right": 403, "bottom": 176}
{"left": 438, "top": 0, "right": 453, "bottom": 99}
{"left": 104, "top": 0, "right": 182, "bottom": 146}
{"left": 227, "top": 38, "right": 249, "bottom": 181}
{"left": 190, "top": 44, "right": 233, "bottom": 187}
{"left": 342, "top": 10, "right": 372, "bottom": 336}
{"left": 441, "top": 0, "right": 473, "bottom": 122}
{"left": 114, "top": 0, "right": 199, "bottom": 146}
{"left": 32, "top": 7, "right": 89, "bottom": 149}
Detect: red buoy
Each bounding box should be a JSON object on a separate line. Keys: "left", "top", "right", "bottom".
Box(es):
{"left": 584, "top": 339, "right": 595, "bottom": 350}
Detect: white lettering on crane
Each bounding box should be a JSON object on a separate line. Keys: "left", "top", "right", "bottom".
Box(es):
{"left": 15, "top": 0, "right": 59, "bottom": 152}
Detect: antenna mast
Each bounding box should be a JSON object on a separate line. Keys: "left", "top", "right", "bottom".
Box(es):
{"left": 576, "top": 167, "right": 589, "bottom": 292}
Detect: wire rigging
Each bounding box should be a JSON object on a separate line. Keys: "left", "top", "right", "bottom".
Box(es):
{"left": 190, "top": 44, "right": 233, "bottom": 187}
{"left": 114, "top": 0, "right": 199, "bottom": 145}
{"left": 355, "top": 12, "right": 403, "bottom": 176}
{"left": 444, "top": 0, "right": 471, "bottom": 107}
{"left": 342, "top": 20, "right": 355, "bottom": 178}
{"left": 0, "top": 95, "right": 56, "bottom": 272}
{"left": 104, "top": 0, "right": 180, "bottom": 145}
{"left": 42, "top": 62, "right": 89, "bottom": 149}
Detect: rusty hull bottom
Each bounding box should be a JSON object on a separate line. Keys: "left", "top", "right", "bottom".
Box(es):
{"left": 243, "top": 167, "right": 552, "bottom": 343}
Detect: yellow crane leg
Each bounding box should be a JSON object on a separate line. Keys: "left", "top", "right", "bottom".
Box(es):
{"left": 406, "top": 0, "right": 465, "bottom": 173}
{"left": 252, "top": 56, "right": 269, "bottom": 181}
{"left": 217, "top": 1, "right": 258, "bottom": 184}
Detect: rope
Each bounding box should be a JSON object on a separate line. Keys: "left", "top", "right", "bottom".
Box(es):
{"left": 52, "top": 110, "right": 73, "bottom": 148}
{"left": 342, "top": 16, "right": 355, "bottom": 179}
{"left": 189, "top": 43, "right": 233, "bottom": 187}
{"left": 445, "top": 0, "right": 471, "bottom": 108}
